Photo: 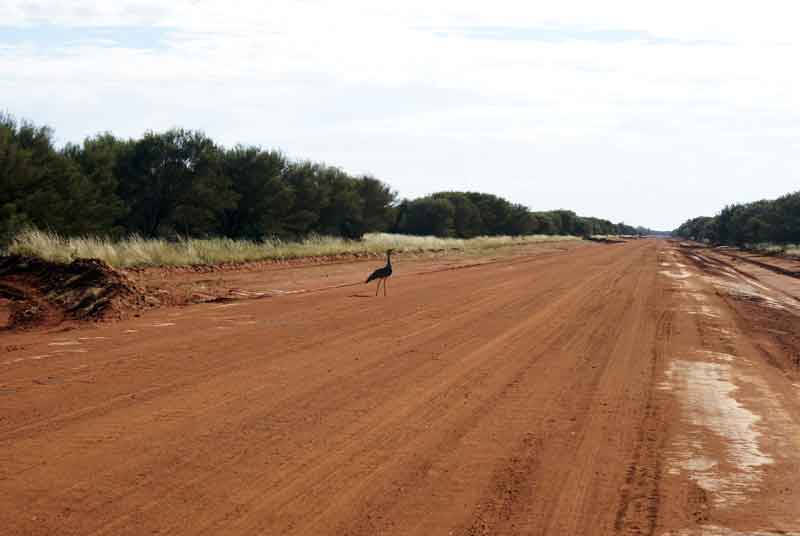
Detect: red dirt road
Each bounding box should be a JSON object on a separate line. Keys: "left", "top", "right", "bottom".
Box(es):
{"left": 2, "top": 240, "right": 800, "bottom": 535}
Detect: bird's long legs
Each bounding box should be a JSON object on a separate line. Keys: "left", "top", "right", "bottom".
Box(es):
{"left": 375, "top": 279, "right": 382, "bottom": 296}
{"left": 384, "top": 277, "right": 388, "bottom": 296}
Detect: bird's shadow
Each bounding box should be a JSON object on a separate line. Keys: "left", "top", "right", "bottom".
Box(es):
{"left": 348, "top": 293, "right": 373, "bottom": 298}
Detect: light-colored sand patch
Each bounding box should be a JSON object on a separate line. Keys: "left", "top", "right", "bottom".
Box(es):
{"left": 711, "top": 326, "right": 734, "bottom": 336}
{"left": 660, "top": 270, "right": 691, "bottom": 280}
{"left": 231, "top": 290, "right": 268, "bottom": 298}
{"left": 688, "top": 292, "right": 708, "bottom": 303}
{"left": 681, "top": 455, "right": 717, "bottom": 472}
{"left": 723, "top": 283, "right": 786, "bottom": 309}
{"left": 151, "top": 322, "right": 176, "bottom": 327}
{"left": 2, "top": 354, "right": 52, "bottom": 365}
{"left": 704, "top": 273, "right": 798, "bottom": 311}
{"left": 124, "top": 329, "right": 139, "bottom": 333}
{"left": 746, "top": 278, "right": 771, "bottom": 291}
{"left": 697, "top": 350, "right": 737, "bottom": 363}
{"left": 52, "top": 349, "right": 88, "bottom": 354}
{"left": 263, "top": 288, "right": 307, "bottom": 295}
{"left": 686, "top": 305, "right": 721, "bottom": 319}
{"left": 48, "top": 341, "right": 81, "bottom": 346}
{"left": 664, "top": 359, "right": 772, "bottom": 507}
{"left": 666, "top": 435, "right": 719, "bottom": 476}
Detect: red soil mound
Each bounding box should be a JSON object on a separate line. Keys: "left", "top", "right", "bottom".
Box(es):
{"left": 0, "top": 255, "right": 157, "bottom": 329}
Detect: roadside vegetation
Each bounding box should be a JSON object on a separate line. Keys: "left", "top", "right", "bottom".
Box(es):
{"left": 1, "top": 113, "right": 654, "bottom": 253}
{"left": 737, "top": 243, "right": 800, "bottom": 257}
{"left": 674, "top": 191, "right": 800, "bottom": 255}
{"left": 7, "top": 228, "right": 580, "bottom": 269}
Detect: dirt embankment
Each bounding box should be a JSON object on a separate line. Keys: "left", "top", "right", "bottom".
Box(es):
{"left": 681, "top": 247, "right": 800, "bottom": 371}
{"left": 677, "top": 241, "right": 800, "bottom": 278}
{"left": 0, "top": 255, "right": 156, "bottom": 329}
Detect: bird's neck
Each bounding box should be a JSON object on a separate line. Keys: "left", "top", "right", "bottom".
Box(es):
{"left": 387, "top": 253, "right": 392, "bottom": 265}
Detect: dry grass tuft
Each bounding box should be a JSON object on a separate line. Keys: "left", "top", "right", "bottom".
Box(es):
{"left": 6, "top": 229, "right": 579, "bottom": 268}
{"left": 746, "top": 242, "right": 800, "bottom": 258}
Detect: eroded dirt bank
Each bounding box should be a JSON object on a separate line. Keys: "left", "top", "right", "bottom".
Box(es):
{"left": 1, "top": 239, "right": 798, "bottom": 535}
{"left": 0, "top": 255, "right": 155, "bottom": 329}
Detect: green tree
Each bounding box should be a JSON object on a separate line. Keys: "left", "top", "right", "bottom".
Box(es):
{"left": 397, "top": 196, "right": 455, "bottom": 237}
{"left": 116, "top": 129, "right": 237, "bottom": 237}
{"left": 63, "top": 133, "right": 129, "bottom": 236}
{"left": 431, "top": 193, "right": 484, "bottom": 238}
{"left": 280, "top": 161, "right": 330, "bottom": 236}
{"left": 316, "top": 166, "right": 363, "bottom": 238}
{"left": 219, "top": 146, "right": 292, "bottom": 239}
{"left": 358, "top": 176, "right": 397, "bottom": 233}
{"left": 0, "top": 114, "right": 114, "bottom": 241}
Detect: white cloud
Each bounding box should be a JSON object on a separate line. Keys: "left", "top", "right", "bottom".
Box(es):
{"left": 1, "top": 0, "right": 799, "bottom": 229}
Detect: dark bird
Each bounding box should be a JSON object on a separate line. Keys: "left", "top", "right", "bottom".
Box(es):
{"left": 366, "top": 249, "right": 394, "bottom": 296}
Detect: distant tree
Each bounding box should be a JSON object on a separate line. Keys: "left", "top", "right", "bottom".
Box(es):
{"left": 431, "top": 193, "right": 483, "bottom": 237}
{"left": 503, "top": 204, "right": 535, "bottom": 235}
{"left": 0, "top": 113, "right": 117, "bottom": 241}
{"left": 551, "top": 210, "right": 580, "bottom": 235}
{"left": 316, "top": 166, "right": 364, "bottom": 238}
{"left": 62, "top": 133, "right": 129, "bottom": 236}
{"left": 358, "top": 175, "right": 397, "bottom": 233}
{"left": 279, "top": 161, "right": 330, "bottom": 236}
{"left": 116, "top": 129, "right": 237, "bottom": 237}
{"left": 773, "top": 192, "right": 800, "bottom": 243}
{"left": 0, "top": 114, "right": 48, "bottom": 241}
{"left": 397, "top": 196, "right": 456, "bottom": 237}
{"left": 674, "top": 191, "right": 800, "bottom": 246}
{"left": 219, "top": 146, "right": 292, "bottom": 239}
{"left": 530, "top": 212, "right": 557, "bottom": 235}
{"left": 2, "top": 113, "right": 664, "bottom": 246}
{"left": 465, "top": 192, "right": 512, "bottom": 235}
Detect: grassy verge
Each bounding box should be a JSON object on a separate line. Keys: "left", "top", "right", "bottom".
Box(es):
{"left": 5, "top": 229, "right": 581, "bottom": 269}
{"left": 744, "top": 243, "right": 800, "bottom": 258}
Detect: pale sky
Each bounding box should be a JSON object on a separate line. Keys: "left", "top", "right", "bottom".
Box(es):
{"left": 2, "top": 1, "right": 799, "bottom": 230}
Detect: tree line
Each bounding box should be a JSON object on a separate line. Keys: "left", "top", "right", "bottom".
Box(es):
{"left": 674, "top": 191, "right": 800, "bottom": 246}
{"left": 1, "top": 113, "right": 649, "bottom": 245}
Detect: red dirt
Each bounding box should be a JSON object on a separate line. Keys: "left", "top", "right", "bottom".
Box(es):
{"left": 1, "top": 240, "right": 799, "bottom": 535}
{"left": 0, "top": 256, "right": 156, "bottom": 329}
{"left": 0, "top": 297, "right": 10, "bottom": 328}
